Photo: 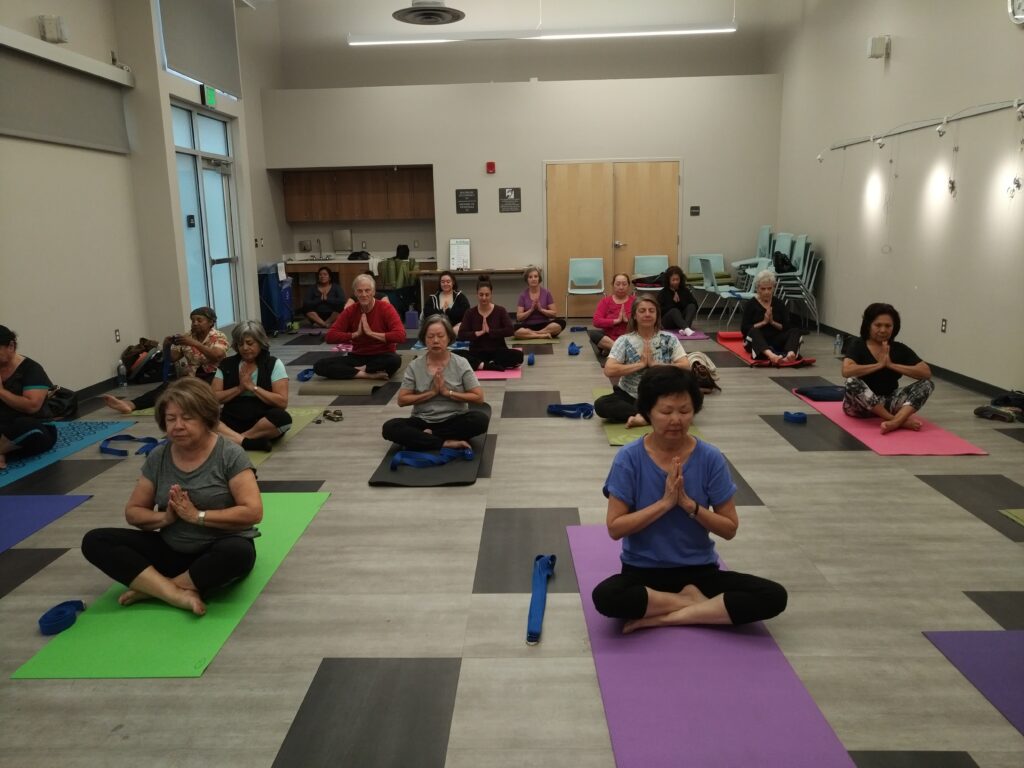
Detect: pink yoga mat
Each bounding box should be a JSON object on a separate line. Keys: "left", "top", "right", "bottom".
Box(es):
{"left": 567, "top": 525, "right": 853, "bottom": 768}
{"left": 475, "top": 367, "right": 523, "bottom": 380}
{"left": 793, "top": 392, "right": 987, "bottom": 456}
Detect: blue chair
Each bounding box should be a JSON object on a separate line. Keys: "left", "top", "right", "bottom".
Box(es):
{"left": 632, "top": 255, "right": 670, "bottom": 293}
{"left": 696, "top": 257, "right": 750, "bottom": 323}
{"left": 686, "top": 253, "right": 733, "bottom": 286}
{"left": 731, "top": 224, "right": 773, "bottom": 283}
{"left": 565, "top": 258, "right": 605, "bottom": 315}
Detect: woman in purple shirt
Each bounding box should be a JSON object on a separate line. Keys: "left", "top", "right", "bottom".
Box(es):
{"left": 513, "top": 266, "right": 566, "bottom": 339}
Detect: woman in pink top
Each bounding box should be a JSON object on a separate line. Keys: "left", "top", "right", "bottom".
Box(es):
{"left": 588, "top": 273, "right": 635, "bottom": 354}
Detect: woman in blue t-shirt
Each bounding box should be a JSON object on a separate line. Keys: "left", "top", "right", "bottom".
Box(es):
{"left": 841, "top": 302, "right": 934, "bottom": 434}
{"left": 592, "top": 367, "right": 787, "bottom": 633}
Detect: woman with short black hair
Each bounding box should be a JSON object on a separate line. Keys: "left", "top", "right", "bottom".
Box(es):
{"left": 0, "top": 325, "right": 57, "bottom": 469}
{"left": 302, "top": 267, "right": 346, "bottom": 329}
{"left": 591, "top": 366, "right": 787, "bottom": 633}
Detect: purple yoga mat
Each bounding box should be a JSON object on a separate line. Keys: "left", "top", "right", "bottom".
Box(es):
{"left": 567, "top": 525, "right": 854, "bottom": 768}
{"left": 924, "top": 630, "right": 1024, "bottom": 734}
{"left": 0, "top": 495, "right": 91, "bottom": 553}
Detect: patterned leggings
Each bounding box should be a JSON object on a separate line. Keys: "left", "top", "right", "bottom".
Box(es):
{"left": 843, "top": 377, "right": 935, "bottom": 418}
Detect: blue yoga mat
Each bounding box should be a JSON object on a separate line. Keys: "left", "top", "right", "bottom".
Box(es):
{"left": 0, "top": 495, "right": 91, "bottom": 553}
{"left": 0, "top": 421, "right": 129, "bottom": 489}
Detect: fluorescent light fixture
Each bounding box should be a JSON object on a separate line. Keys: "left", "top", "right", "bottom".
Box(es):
{"left": 348, "top": 23, "right": 736, "bottom": 46}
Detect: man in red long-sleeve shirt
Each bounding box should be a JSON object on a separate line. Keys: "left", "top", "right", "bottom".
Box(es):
{"left": 313, "top": 275, "right": 406, "bottom": 380}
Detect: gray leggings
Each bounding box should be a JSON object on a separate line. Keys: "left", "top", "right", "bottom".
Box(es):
{"left": 843, "top": 377, "right": 935, "bottom": 418}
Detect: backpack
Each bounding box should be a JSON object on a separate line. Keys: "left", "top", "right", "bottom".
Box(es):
{"left": 772, "top": 250, "right": 796, "bottom": 274}
{"left": 43, "top": 385, "right": 79, "bottom": 420}
{"left": 991, "top": 390, "right": 1024, "bottom": 410}
{"left": 687, "top": 350, "right": 721, "bottom": 393}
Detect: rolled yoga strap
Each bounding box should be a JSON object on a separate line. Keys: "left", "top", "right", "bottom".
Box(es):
{"left": 100, "top": 435, "right": 163, "bottom": 457}
{"left": 526, "top": 554, "right": 557, "bottom": 645}
{"left": 546, "top": 403, "right": 595, "bottom": 419}
{"left": 38, "top": 600, "right": 85, "bottom": 635}
{"left": 389, "top": 446, "right": 475, "bottom": 471}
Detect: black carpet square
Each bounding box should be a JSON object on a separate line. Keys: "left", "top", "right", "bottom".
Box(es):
{"left": 760, "top": 414, "right": 869, "bottom": 452}
{"left": 473, "top": 507, "right": 580, "bottom": 594}
{"left": 916, "top": 474, "right": 1024, "bottom": 543}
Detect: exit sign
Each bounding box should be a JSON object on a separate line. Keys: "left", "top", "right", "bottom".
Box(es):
{"left": 200, "top": 84, "right": 216, "bottom": 108}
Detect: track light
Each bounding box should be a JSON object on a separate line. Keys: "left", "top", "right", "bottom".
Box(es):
{"left": 875, "top": 137, "right": 885, "bottom": 149}
{"left": 816, "top": 153, "right": 823, "bottom": 163}
{"left": 935, "top": 120, "right": 947, "bottom": 137}
{"left": 1010, "top": 177, "right": 1022, "bottom": 198}
{"left": 948, "top": 178, "right": 957, "bottom": 197}
{"left": 1016, "top": 100, "right": 1024, "bottom": 120}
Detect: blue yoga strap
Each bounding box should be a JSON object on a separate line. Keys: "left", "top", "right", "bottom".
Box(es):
{"left": 38, "top": 600, "right": 85, "bottom": 635}
{"left": 390, "top": 446, "right": 474, "bottom": 471}
{"left": 547, "top": 403, "right": 594, "bottom": 419}
{"left": 100, "top": 435, "right": 163, "bottom": 457}
{"left": 783, "top": 411, "right": 808, "bottom": 424}
{"left": 526, "top": 554, "right": 557, "bottom": 645}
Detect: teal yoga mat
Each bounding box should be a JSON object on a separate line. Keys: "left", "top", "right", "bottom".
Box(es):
{"left": 12, "top": 492, "right": 328, "bottom": 679}
{"left": 0, "top": 421, "right": 129, "bottom": 489}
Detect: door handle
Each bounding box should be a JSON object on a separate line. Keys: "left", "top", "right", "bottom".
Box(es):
{"left": 614, "top": 241, "right": 628, "bottom": 248}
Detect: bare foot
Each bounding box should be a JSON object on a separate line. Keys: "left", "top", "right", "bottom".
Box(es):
{"left": 442, "top": 439, "right": 472, "bottom": 450}
{"left": 166, "top": 588, "right": 206, "bottom": 616}
{"left": 102, "top": 394, "right": 135, "bottom": 414}
{"left": 622, "top": 616, "right": 663, "bottom": 634}
{"left": 906, "top": 418, "right": 923, "bottom": 431}
{"left": 625, "top": 414, "right": 649, "bottom": 429}
{"left": 118, "top": 588, "right": 153, "bottom": 606}
{"left": 784, "top": 351, "right": 797, "bottom": 361}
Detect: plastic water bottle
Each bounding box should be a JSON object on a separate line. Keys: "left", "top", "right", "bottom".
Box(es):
{"left": 833, "top": 334, "right": 842, "bottom": 356}
{"left": 116, "top": 360, "right": 128, "bottom": 388}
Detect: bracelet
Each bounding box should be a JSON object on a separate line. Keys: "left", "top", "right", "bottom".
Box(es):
{"left": 198, "top": 510, "right": 206, "bottom": 526}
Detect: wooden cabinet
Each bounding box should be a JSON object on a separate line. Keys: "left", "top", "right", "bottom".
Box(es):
{"left": 283, "top": 167, "right": 434, "bottom": 223}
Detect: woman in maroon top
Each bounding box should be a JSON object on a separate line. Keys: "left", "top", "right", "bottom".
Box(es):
{"left": 455, "top": 278, "right": 524, "bottom": 371}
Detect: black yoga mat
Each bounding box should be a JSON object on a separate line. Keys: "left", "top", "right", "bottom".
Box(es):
{"left": 284, "top": 334, "right": 326, "bottom": 346}
{"left": 760, "top": 414, "right": 869, "bottom": 452}
{"left": 286, "top": 351, "right": 336, "bottom": 367}
{"left": 369, "top": 432, "right": 488, "bottom": 487}
{"left": 330, "top": 381, "right": 401, "bottom": 406}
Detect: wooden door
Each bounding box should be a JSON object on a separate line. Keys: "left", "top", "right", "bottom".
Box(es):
{"left": 613, "top": 161, "right": 679, "bottom": 276}
{"left": 545, "top": 163, "right": 614, "bottom": 317}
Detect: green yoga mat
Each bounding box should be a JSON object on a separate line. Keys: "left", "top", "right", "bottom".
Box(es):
{"left": 593, "top": 388, "right": 702, "bottom": 446}
{"left": 246, "top": 406, "right": 323, "bottom": 467}
{"left": 12, "top": 492, "right": 328, "bottom": 679}
{"left": 999, "top": 508, "right": 1024, "bottom": 527}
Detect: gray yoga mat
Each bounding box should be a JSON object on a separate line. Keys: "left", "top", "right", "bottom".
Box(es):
{"left": 272, "top": 657, "right": 460, "bottom": 768}
{"left": 472, "top": 507, "right": 581, "bottom": 594}
{"left": 500, "top": 390, "right": 563, "bottom": 419}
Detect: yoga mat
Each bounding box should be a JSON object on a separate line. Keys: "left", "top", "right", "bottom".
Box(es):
{"left": 284, "top": 334, "right": 326, "bottom": 346}
{"left": 0, "top": 460, "right": 114, "bottom": 497}
{"left": 475, "top": 367, "right": 523, "bottom": 380}
{"left": 286, "top": 351, "right": 336, "bottom": 367}
{"left": 369, "top": 433, "right": 487, "bottom": 487}
{"left": 793, "top": 393, "right": 987, "bottom": 456}
{"left": 501, "top": 390, "right": 562, "bottom": 419}
{"left": 511, "top": 337, "right": 561, "bottom": 345}
{"left": 924, "top": 630, "right": 1024, "bottom": 735}
{"left": 665, "top": 329, "right": 710, "bottom": 341}
{"left": 716, "top": 334, "right": 815, "bottom": 368}
{"left": 246, "top": 406, "right": 324, "bottom": 467}
{"left": 330, "top": 381, "right": 401, "bottom": 406}
{"left": 297, "top": 353, "right": 415, "bottom": 396}
{"left": 0, "top": 548, "right": 67, "bottom": 598}
{"left": 0, "top": 421, "right": 128, "bottom": 489}
{"left": 592, "top": 388, "right": 702, "bottom": 445}
{"left": 567, "top": 525, "right": 854, "bottom": 768}
{"left": 13, "top": 492, "right": 328, "bottom": 679}
{"left": 0, "top": 495, "right": 91, "bottom": 553}
{"left": 999, "top": 508, "right": 1024, "bottom": 527}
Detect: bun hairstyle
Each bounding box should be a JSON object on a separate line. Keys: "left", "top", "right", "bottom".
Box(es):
{"left": 476, "top": 275, "right": 493, "bottom": 292}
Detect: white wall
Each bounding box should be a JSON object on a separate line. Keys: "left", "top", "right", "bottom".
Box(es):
{"left": 774, "top": 0, "right": 1024, "bottom": 388}
{"left": 261, "top": 75, "right": 783, "bottom": 272}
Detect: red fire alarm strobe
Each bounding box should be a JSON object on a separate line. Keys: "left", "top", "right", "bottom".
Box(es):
{"left": 486, "top": 162, "right": 496, "bottom": 174}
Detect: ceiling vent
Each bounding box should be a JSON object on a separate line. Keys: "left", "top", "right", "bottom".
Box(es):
{"left": 392, "top": 1, "right": 465, "bottom": 25}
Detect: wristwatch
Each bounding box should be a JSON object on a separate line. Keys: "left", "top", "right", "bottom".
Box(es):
{"left": 198, "top": 510, "right": 206, "bottom": 526}
{"left": 687, "top": 502, "right": 700, "bottom": 519}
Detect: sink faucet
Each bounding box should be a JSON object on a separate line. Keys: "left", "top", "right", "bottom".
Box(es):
{"left": 316, "top": 238, "right": 322, "bottom": 259}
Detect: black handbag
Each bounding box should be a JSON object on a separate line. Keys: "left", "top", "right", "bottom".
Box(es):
{"left": 44, "top": 385, "right": 79, "bottom": 420}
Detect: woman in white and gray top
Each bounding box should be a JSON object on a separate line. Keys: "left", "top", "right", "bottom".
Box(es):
{"left": 382, "top": 315, "right": 489, "bottom": 451}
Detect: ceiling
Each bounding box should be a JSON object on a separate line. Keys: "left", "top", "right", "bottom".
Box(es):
{"left": 249, "top": 0, "right": 809, "bottom": 89}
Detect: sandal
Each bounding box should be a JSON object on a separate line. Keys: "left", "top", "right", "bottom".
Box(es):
{"left": 323, "top": 409, "right": 344, "bottom": 422}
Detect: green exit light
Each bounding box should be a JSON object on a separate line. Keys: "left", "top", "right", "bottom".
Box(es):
{"left": 201, "top": 84, "right": 216, "bottom": 108}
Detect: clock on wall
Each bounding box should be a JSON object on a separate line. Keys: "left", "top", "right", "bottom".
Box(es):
{"left": 1010, "top": 0, "right": 1024, "bottom": 24}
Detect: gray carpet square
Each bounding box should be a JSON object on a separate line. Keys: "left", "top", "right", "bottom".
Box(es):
{"left": 997, "top": 428, "right": 1024, "bottom": 443}
{"left": 284, "top": 334, "right": 327, "bottom": 346}
{"left": 473, "top": 507, "right": 580, "bottom": 594}
{"left": 760, "top": 414, "right": 869, "bottom": 452}
{"left": 477, "top": 434, "right": 498, "bottom": 479}
{"left": 769, "top": 375, "right": 839, "bottom": 392}
{"left": 0, "top": 548, "right": 67, "bottom": 598}
{"left": 849, "top": 751, "right": 979, "bottom": 768}
{"left": 257, "top": 480, "right": 326, "bottom": 493}
{"left": 272, "top": 658, "right": 460, "bottom": 768}
{"left": 705, "top": 350, "right": 751, "bottom": 368}
{"left": 286, "top": 351, "right": 336, "bottom": 367}
{"left": 963, "top": 591, "right": 1024, "bottom": 630}
{"left": 0, "top": 460, "right": 117, "bottom": 496}
{"left": 330, "top": 381, "right": 401, "bottom": 406}
{"left": 500, "top": 390, "right": 562, "bottom": 419}
{"left": 724, "top": 457, "right": 763, "bottom": 506}
{"left": 916, "top": 474, "right": 1024, "bottom": 543}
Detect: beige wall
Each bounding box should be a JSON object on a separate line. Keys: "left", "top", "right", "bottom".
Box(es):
{"left": 774, "top": 0, "right": 1024, "bottom": 388}
{"left": 262, "top": 75, "right": 783, "bottom": 273}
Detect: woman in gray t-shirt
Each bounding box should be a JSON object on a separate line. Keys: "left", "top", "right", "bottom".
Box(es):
{"left": 82, "top": 378, "right": 262, "bottom": 616}
{"left": 382, "top": 315, "right": 489, "bottom": 451}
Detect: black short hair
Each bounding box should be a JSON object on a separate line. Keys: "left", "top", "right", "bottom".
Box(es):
{"left": 636, "top": 367, "right": 704, "bottom": 422}
{"left": 859, "top": 303, "right": 901, "bottom": 341}
{"left": 664, "top": 265, "right": 685, "bottom": 283}
{"left": 438, "top": 270, "right": 459, "bottom": 290}
{"left": 0, "top": 325, "right": 16, "bottom": 347}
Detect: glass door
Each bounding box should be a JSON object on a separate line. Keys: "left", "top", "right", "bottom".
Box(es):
{"left": 171, "top": 104, "right": 240, "bottom": 324}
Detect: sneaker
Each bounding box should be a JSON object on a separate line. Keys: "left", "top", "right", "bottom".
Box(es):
{"left": 974, "top": 405, "right": 1017, "bottom": 422}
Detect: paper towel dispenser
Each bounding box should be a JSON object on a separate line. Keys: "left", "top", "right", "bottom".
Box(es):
{"left": 332, "top": 229, "right": 352, "bottom": 253}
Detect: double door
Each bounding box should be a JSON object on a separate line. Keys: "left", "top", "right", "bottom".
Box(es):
{"left": 546, "top": 161, "right": 679, "bottom": 316}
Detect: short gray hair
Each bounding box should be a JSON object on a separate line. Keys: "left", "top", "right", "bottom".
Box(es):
{"left": 352, "top": 273, "right": 376, "bottom": 293}
{"left": 231, "top": 320, "right": 270, "bottom": 352}
{"left": 753, "top": 269, "right": 777, "bottom": 289}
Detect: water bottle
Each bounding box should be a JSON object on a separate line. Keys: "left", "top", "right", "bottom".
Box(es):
{"left": 833, "top": 333, "right": 842, "bottom": 356}
{"left": 116, "top": 360, "right": 128, "bottom": 388}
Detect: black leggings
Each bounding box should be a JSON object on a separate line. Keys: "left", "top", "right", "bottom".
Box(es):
{"left": 381, "top": 410, "right": 490, "bottom": 450}
{"left": 81, "top": 528, "right": 256, "bottom": 598}
{"left": 516, "top": 317, "right": 567, "bottom": 333}
{"left": 594, "top": 386, "right": 637, "bottom": 423}
{"left": 453, "top": 348, "right": 524, "bottom": 371}
{"left": 313, "top": 353, "right": 401, "bottom": 380}
{"left": 592, "top": 562, "right": 787, "bottom": 625}
{"left": 0, "top": 417, "right": 57, "bottom": 458}
{"left": 662, "top": 305, "right": 698, "bottom": 331}
{"left": 220, "top": 397, "right": 292, "bottom": 435}
{"left": 745, "top": 327, "right": 802, "bottom": 359}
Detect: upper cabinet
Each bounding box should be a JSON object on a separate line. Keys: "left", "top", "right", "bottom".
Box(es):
{"left": 283, "top": 166, "right": 434, "bottom": 223}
